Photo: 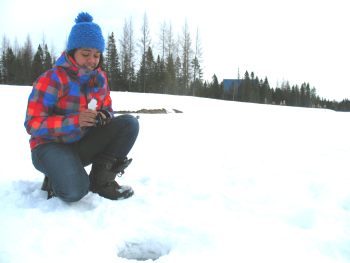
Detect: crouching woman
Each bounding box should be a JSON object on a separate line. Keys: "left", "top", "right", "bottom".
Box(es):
{"left": 24, "top": 12, "right": 139, "bottom": 202}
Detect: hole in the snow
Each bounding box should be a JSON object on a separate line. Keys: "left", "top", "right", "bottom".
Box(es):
{"left": 118, "top": 240, "right": 170, "bottom": 261}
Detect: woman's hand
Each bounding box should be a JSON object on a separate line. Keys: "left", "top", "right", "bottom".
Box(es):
{"left": 96, "top": 110, "right": 111, "bottom": 127}
{"left": 79, "top": 109, "right": 98, "bottom": 127}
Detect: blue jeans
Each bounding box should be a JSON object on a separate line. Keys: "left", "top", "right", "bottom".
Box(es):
{"left": 31, "top": 115, "right": 139, "bottom": 202}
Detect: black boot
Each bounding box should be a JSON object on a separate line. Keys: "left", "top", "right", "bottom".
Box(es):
{"left": 41, "top": 176, "right": 55, "bottom": 199}
{"left": 89, "top": 154, "right": 134, "bottom": 200}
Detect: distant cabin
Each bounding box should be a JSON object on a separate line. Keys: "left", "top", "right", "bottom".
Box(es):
{"left": 223, "top": 79, "right": 242, "bottom": 93}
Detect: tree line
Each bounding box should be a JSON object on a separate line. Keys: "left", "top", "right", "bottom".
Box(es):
{"left": 223, "top": 71, "right": 350, "bottom": 111}
{"left": 1, "top": 14, "right": 349, "bottom": 111}
{"left": 0, "top": 35, "right": 53, "bottom": 85}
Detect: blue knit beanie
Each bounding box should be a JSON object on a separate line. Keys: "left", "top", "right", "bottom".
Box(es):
{"left": 67, "top": 12, "right": 105, "bottom": 53}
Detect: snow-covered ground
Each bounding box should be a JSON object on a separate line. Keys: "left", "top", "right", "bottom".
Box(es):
{"left": 0, "top": 84, "right": 349, "bottom": 263}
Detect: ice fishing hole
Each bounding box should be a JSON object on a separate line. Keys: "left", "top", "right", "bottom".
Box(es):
{"left": 118, "top": 240, "right": 170, "bottom": 261}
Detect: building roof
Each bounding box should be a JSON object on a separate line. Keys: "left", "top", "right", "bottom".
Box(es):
{"left": 223, "top": 79, "right": 242, "bottom": 92}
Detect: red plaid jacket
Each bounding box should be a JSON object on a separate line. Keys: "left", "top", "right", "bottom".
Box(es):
{"left": 24, "top": 52, "right": 112, "bottom": 150}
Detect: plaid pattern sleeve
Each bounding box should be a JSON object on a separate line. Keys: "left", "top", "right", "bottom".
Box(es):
{"left": 24, "top": 69, "right": 81, "bottom": 142}
{"left": 100, "top": 71, "right": 113, "bottom": 113}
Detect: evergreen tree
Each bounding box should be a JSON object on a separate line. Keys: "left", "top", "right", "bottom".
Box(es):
{"left": 137, "top": 53, "right": 145, "bottom": 92}
{"left": 240, "top": 71, "right": 251, "bottom": 102}
{"left": 281, "top": 81, "right": 291, "bottom": 105}
{"left": 199, "top": 80, "right": 210, "bottom": 98}
{"left": 32, "top": 45, "right": 44, "bottom": 81}
{"left": 144, "top": 46, "right": 155, "bottom": 93}
{"left": 0, "top": 36, "right": 9, "bottom": 83}
{"left": 154, "top": 55, "right": 166, "bottom": 94}
{"left": 43, "top": 44, "right": 53, "bottom": 71}
{"left": 273, "top": 87, "right": 284, "bottom": 105}
{"left": 2, "top": 47, "right": 16, "bottom": 84}
{"left": 165, "top": 53, "right": 176, "bottom": 94}
{"left": 191, "top": 28, "right": 203, "bottom": 96}
{"left": 310, "top": 87, "right": 317, "bottom": 107}
{"left": 154, "top": 55, "right": 161, "bottom": 93}
{"left": 174, "top": 56, "right": 182, "bottom": 95}
{"left": 21, "top": 35, "right": 34, "bottom": 85}
{"left": 261, "top": 77, "right": 272, "bottom": 104}
{"left": 259, "top": 79, "right": 265, "bottom": 103}
{"left": 0, "top": 51, "right": 4, "bottom": 83}
{"left": 106, "top": 32, "right": 122, "bottom": 91}
{"left": 290, "top": 85, "right": 298, "bottom": 106}
{"left": 251, "top": 74, "right": 259, "bottom": 103}
{"left": 300, "top": 83, "right": 306, "bottom": 107}
{"left": 305, "top": 83, "right": 311, "bottom": 107}
{"left": 209, "top": 74, "right": 221, "bottom": 99}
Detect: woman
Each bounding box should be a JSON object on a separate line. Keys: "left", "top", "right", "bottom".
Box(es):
{"left": 24, "top": 12, "right": 139, "bottom": 202}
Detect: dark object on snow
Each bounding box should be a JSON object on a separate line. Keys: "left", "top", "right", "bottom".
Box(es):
{"left": 114, "top": 108, "right": 183, "bottom": 114}
{"left": 41, "top": 176, "right": 55, "bottom": 199}
{"left": 89, "top": 154, "right": 134, "bottom": 200}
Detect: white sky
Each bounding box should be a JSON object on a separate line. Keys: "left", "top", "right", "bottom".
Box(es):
{"left": 1, "top": 0, "right": 349, "bottom": 100}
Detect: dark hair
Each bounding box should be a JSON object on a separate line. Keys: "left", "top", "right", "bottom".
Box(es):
{"left": 67, "top": 49, "right": 104, "bottom": 70}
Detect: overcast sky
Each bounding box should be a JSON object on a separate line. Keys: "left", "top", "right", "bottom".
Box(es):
{"left": 1, "top": 0, "right": 349, "bottom": 100}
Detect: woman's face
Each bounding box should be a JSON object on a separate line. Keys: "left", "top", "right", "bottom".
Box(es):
{"left": 74, "top": 48, "right": 101, "bottom": 70}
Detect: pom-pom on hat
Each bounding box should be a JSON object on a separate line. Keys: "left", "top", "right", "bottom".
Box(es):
{"left": 67, "top": 12, "right": 105, "bottom": 53}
